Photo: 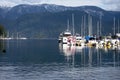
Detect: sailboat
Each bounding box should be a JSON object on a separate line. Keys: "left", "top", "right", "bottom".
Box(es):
{"left": 110, "top": 17, "right": 120, "bottom": 46}
{"left": 75, "top": 15, "right": 86, "bottom": 46}
{"left": 58, "top": 14, "right": 76, "bottom": 46}
{"left": 67, "top": 14, "right": 76, "bottom": 46}
{"left": 85, "top": 14, "right": 98, "bottom": 46}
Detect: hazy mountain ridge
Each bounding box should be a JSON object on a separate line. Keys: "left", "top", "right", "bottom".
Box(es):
{"left": 0, "top": 4, "right": 120, "bottom": 38}
{"left": 0, "top": 4, "right": 106, "bottom": 19}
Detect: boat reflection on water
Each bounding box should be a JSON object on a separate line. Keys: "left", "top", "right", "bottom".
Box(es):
{"left": 59, "top": 43, "right": 76, "bottom": 63}
{"left": 59, "top": 43, "right": 85, "bottom": 66}
{"left": 96, "top": 44, "right": 120, "bottom": 53}
{"left": 59, "top": 43, "right": 85, "bottom": 55}
{"left": 59, "top": 43, "right": 120, "bottom": 67}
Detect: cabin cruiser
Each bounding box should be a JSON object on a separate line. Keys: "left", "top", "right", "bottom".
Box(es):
{"left": 58, "top": 30, "right": 72, "bottom": 44}
{"left": 62, "top": 31, "right": 72, "bottom": 44}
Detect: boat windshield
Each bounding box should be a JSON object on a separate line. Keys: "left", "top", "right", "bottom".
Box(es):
{"left": 63, "top": 34, "right": 71, "bottom": 37}
{"left": 63, "top": 31, "right": 71, "bottom": 37}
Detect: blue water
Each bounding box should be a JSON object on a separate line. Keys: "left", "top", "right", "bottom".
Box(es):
{"left": 0, "top": 39, "right": 120, "bottom": 80}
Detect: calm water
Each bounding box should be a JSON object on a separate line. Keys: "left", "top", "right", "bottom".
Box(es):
{"left": 0, "top": 39, "right": 120, "bottom": 80}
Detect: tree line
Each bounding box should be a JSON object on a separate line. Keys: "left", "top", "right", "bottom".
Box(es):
{"left": 0, "top": 24, "right": 6, "bottom": 37}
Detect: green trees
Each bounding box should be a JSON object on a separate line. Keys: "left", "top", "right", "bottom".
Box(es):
{"left": 0, "top": 24, "right": 6, "bottom": 38}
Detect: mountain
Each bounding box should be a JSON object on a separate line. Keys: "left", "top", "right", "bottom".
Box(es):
{"left": 0, "top": 4, "right": 120, "bottom": 38}
{"left": 0, "top": 4, "right": 105, "bottom": 19}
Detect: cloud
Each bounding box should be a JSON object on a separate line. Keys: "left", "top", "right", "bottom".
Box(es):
{"left": 40, "top": 0, "right": 102, "bottom": 7}
{"left": 1, "top": 0, "right": 102, "bottom": 6}
{"left": 0, "top": 0, "right": 16, "bottom": 7}
{"left": 102, "top": 0, "right": 120, "bottom": 11}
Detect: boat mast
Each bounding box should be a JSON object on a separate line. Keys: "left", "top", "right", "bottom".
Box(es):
{"left": 91, "top": 16, "right": 93, "bottom": 36}
{"left": 99, "top": 14, "right": 102, "bottom": 36}
{"left": 97, "top": 21, "right": 100, "bottom": 37}
{"left": 113, "top": 17, "right": 116, "bottom": 35}
{"left": 81, "top": 16, "right": 84, "bottom": 36}
{"left": 67, "top": 19, "right": 70, "bottom": 31}
{"left": 84, "top": 15, "right": 86, "bottom": 36}
{"left": 88, "top": 14, "right": 92, "bottom": 36}
{"left": 88, "top": 14, "right": 90, "bottom": 36}
{"left": 118, "top": 19, "right": 119, "bottom": 33}
{"left": 72, "top": 14, "right": 75, "bottom": 36}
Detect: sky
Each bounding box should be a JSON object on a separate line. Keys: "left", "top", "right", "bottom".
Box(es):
{"left": 0, "top": 0, "right": 120, "bottom": 11}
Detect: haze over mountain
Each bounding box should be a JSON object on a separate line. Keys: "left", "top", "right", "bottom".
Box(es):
{"left": 0, "top": 4, "right": 120, "bottom": 38}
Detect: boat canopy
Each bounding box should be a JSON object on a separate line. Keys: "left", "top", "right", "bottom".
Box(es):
{"left": 85, "top": 36, "right": 96, "bottom": 40}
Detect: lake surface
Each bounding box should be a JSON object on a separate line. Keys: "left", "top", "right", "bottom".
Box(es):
{"left": 0, "top": 39, "right": 120, "bottom": 80}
